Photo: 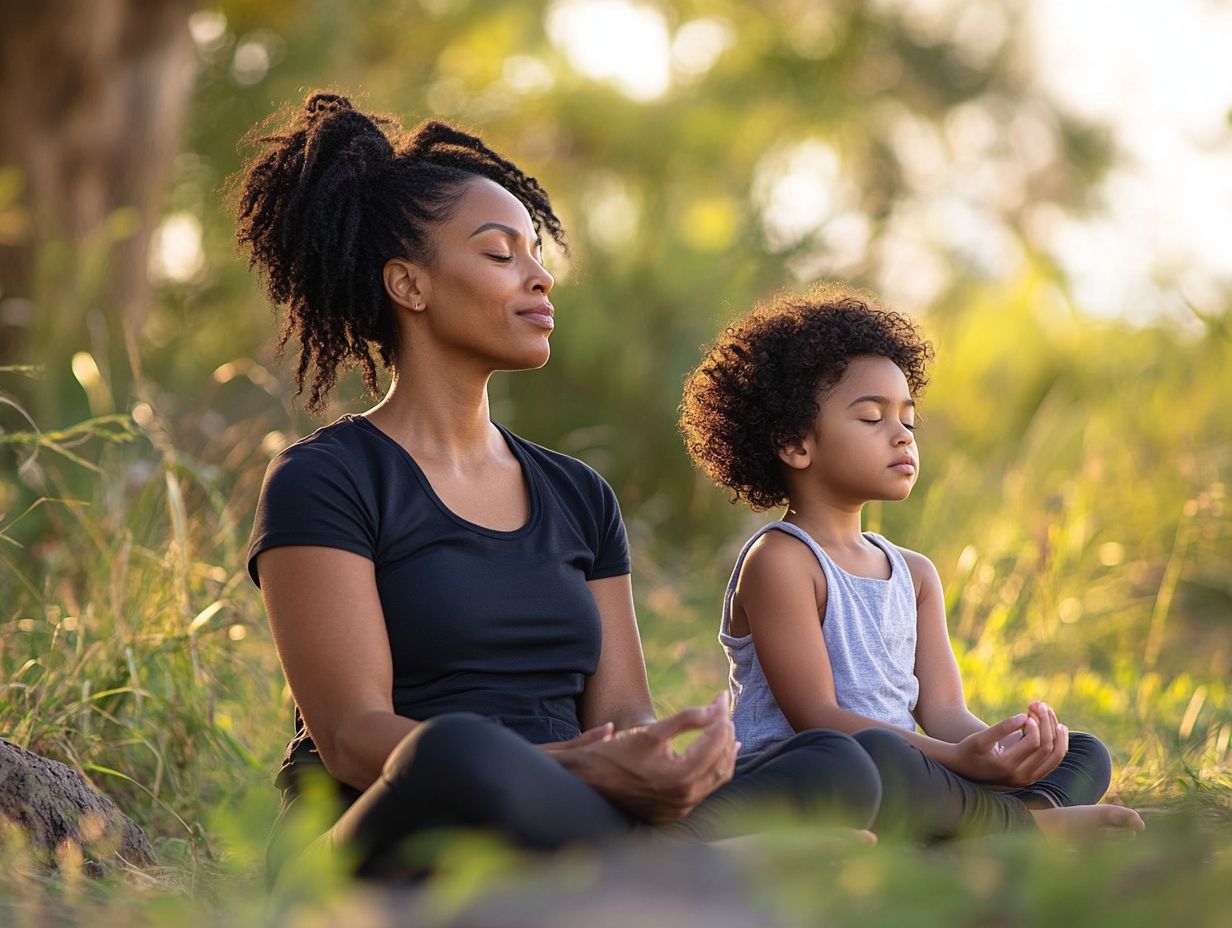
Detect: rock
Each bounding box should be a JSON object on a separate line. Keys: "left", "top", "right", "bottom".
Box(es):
{"left": 0, "top": 738, "right": 156, "bottom": 874}
{"left": 270, "top": 839, "right": 787, "bottom": 928}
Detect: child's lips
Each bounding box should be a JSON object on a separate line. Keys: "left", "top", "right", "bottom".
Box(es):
{"left": 890, "top": 460, "right": 917, "bottom": 475}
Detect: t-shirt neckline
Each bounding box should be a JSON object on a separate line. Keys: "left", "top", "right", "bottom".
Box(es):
{"left": 343, "top": 413, "right": 542, "bottom": 539}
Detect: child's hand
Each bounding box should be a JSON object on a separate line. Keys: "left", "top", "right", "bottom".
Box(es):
{"left": 948, "top": 713, "right": 1065, "bottom": 787}
{"left": 1019, "top": 700, "right": 1067, "bottom": 782}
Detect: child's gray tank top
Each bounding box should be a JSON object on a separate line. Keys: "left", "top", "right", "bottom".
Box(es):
{"left": 720, "top": 521, "right": 920, "bottom": 756}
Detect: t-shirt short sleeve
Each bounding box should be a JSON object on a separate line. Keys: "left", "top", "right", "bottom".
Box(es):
{"left": 246, "top": 443, "right": 377, "bottom": 588}
{"left": 586, "top": 468, "right": 630, "bottom": 580}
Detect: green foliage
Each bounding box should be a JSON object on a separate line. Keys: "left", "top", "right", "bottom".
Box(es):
{"left": 0, "top": 382, "right": 285, "bottom": 856}
{"left": 3, "top": 0, "right": 1231, "bottom": 923}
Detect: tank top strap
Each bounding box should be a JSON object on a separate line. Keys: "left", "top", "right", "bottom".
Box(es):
{"left": 862, "top": 531, "right": 911, "bottom": 587}
{"left": 720, "top": 520, "right": 835, "bottom": 639}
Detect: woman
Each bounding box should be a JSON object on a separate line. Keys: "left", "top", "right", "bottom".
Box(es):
{"left": 237, "top": 92, "right": 882, "bottom": 884}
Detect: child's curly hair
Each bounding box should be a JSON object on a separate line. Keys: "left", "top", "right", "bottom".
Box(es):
{"left": 679, "top": 284, "right": 934, "bottom": 511}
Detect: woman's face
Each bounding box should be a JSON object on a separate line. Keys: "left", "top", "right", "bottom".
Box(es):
{"left": 405, "top": 177, "right": 556, "bottom": 372}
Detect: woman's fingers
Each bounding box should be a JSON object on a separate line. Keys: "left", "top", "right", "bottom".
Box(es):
{"left": 542, "top": 719, "right": 613, "bottom": 749}
{"left": 537, "top": 721, "right": 613, "bottom": 754}
{"left": 648, "top": 692, "right": 727, "bottom": 741}
{"left": 681, "top": 712, "right": 736, "bottom": 776}
{"left": 570, "top": 722, "right": 615, "bottom": 747}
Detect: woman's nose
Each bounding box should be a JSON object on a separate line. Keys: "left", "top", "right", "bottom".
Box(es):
{"left": 530, "top": 258, "right": 553, "bottom": 294}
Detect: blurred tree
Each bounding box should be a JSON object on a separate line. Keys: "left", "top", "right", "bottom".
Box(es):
{"left": 0, "top": 0, "right": 197, "bottom": 421}
{"left": 1, "top": 0, "right": 1118, "bottom": 556}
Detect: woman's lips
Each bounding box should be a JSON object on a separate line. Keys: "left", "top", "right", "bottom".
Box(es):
{"left": 517, "top": 305, "right": 554, "bottom": 330}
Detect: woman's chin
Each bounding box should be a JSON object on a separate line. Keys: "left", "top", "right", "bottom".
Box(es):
{"left": 525, "top": 342, "right": 551, "bottom": 370}
{"left": 499, "top": 343, "right": 551, "bottom": 372}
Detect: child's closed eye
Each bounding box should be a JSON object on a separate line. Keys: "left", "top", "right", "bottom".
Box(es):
{"left": 859, "top": 418, "right": 916, "bottom": 431}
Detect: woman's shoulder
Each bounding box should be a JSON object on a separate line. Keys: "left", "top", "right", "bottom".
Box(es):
{"left": 264, "top": 415, "right": 387, "bottom": 479}
{"left": 499, "top": 426, "right": 614, "bottom": 498}
{"left": 274, "top": 413, "right": 366, "bottom": 457}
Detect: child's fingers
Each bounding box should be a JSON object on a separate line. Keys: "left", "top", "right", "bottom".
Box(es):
{"left": 1041, "top": 702, "right": 1059, "bottom": 740}
{"left": 983, "top": 713, "right": 1029, "bottom": 746}
{"left": 1031, "top": 702, "right": 1055, "bottom": 758}
{"left": 1024, "top": 723, "right": 1068, "bottom": 783}
{"left": 998, "top": 715, "right": 1041, "bottom": 772}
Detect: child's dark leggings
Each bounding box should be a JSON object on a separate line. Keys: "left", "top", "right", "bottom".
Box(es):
{"left": 852, "top": 728, "right": 1113, "bottom": 840}
{"left": 268, "top": 712, "right": 883, "bottom": 884}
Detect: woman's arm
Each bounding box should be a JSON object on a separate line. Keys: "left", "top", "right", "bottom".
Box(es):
{"left": 739, "top": 533, "right": 1058, "bottom": 785}
{"left": 257, "top": 544, "right": 417, "bottom": 791}
{"left": 547, "top": 573, "right": 738, "bottom": 823}
{"left": 576, "top": 575, "right": 657, "bottom": 731}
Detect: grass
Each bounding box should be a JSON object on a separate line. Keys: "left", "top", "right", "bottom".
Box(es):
{"left": 2, "top": 290, "right": 1231, "bottom": 925}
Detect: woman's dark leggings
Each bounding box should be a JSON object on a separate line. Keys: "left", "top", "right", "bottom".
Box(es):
{"left": 268, "top": 712, "right": 882, "bottom": 883}
{"left": 852, "top": 728, "right": 1113, "bottom": 840}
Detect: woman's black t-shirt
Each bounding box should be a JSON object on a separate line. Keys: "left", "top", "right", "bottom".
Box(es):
{"left": 247, "top": 414, "right": 630, "bottom": 793}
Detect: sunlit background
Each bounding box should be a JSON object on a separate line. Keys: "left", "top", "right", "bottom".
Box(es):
{"left": 1, "top": 0, "right": 1231, "bottom": 920}
{"left": 139, "top": 0, "right": 1232, "bottom": 322}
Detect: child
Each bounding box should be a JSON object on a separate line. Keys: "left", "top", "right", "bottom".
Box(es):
{"left": 679, "top": 284, "right": 1144, "bottom": 840}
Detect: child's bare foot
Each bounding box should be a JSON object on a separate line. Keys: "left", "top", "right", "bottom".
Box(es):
{"left": 1030, "top": 804, "right": 1144, "bottom": 841}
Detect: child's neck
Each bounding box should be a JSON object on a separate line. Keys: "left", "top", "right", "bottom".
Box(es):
{"left": 781, "top": 497, "right": 866, "bottom": 549}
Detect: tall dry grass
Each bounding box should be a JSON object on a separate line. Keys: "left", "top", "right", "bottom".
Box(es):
{"left": 2, "top": 282, "right": 1231, "bottom": 924}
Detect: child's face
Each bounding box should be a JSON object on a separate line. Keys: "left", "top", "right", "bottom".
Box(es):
{"left": 802, "top": 355, "right": 918, "bottom": 503}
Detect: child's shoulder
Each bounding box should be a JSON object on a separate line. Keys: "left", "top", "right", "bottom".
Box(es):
{"left": 738, "top": 525, "right": 826, "bottom": 585}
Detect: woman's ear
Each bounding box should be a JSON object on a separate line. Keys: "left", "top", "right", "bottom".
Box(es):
{"left": 777, "top": 439, "right": 811, "bottom": 471}
{"left": 384, "top": 257, "right": 429, "bottom": 313}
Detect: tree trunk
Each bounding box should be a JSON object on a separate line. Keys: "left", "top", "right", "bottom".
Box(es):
{"left": 0, "top": 739, "right": 156, "bottom": 874}
{"left": 0, "top": 0, "right": 197, "bottom": 423}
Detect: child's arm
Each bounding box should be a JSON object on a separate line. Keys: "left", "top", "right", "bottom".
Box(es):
{"left": 737, "top": 533, "right": 1059, "bottom": 786}
{"left": 903, "top": 548, "right": 1067, "bottom": 783}
{"left": 904, "top": 549, "right": 991, "bottom": 742}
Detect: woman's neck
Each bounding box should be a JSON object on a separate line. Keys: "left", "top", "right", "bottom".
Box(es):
{"left": 362, "top": 354, "right": 496, "bottom": 462}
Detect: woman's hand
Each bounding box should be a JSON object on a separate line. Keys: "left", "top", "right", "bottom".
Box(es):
{"left": 537, "top": 722, "right": 615, "bottom": 755}
{"left": 945, "top": 712, "right": 1065, "bottom": 787}
{"left": 552, "top": 692, "right": 739, "bottom": 824}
